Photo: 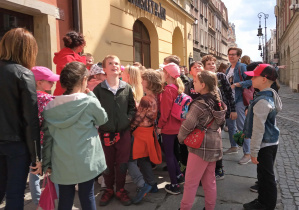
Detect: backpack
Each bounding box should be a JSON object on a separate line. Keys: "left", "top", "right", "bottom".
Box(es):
{"left": 168, "top": 84, "right": 192, "bottom": 121}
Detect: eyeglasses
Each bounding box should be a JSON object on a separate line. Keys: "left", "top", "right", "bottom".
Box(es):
{"left": 228, "top": 54, "right": 237, "bottom": 56}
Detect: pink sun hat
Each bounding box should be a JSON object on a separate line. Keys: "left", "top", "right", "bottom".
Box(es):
{"left": 31, "top": 66, "right": 60, "bottom": 81}
{"left": 160, "top": 62, "right": 180, "bottom": 78}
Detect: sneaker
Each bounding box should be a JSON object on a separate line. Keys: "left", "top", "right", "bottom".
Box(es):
{"left": 243, "top": 199, "right": 266, "bottom": 210}
{"left": 165, "top": 184, "right": 180, "bottom": 195}
{"left": 239, "top": 155, "right": 251, "bottom": 165}
{"left": 116, "top": 188, "right": 132, "bottom": 206}
{"left": 177, "top": 174, "right": 185, "bottom": 184}
{"left": 215, "top": 168, "right": 225, "bottom": 180}
{"left": 250, "top": 183, "right": 258, "bottom": 192}
{"left": 132, "top": 183, "right": 152, "bottom": 204}
{"left": 223, "top": 147, "right": 238, "bottom": 155}
{"left": 150, "top": 183, "right": 159, "bottom": 193}
{"left": 99, "top": 189, "right": 114, "bottom": 206}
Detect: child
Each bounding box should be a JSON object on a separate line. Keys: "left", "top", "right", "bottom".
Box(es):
{"left": 184, "top": 61, "right": 204, "bottom": 99}
{"left": 178, "top": 70, "right": 227, "bottom": 210}
{"left": 42, "top": 61, "right": 108, "bottom": 210}
{"left": 243, "top": 64, "right": 282, "bottom": 210}
{"left": 130, "top": 70, "right": 163, "bottom": 203}
{"left": 93, "top": 55, "right": 136, "bottom": 206}
{"left": 157, "top": 62, "right": 184, "bottom": 195}
{"left": 87, "top": 63, "right": 106, "bottom": 91}
{"left": 85, "top": 53, "right": 94, "bottom": 70}
{"left": 29, "top": 66, "right": 59, "bottom": 205}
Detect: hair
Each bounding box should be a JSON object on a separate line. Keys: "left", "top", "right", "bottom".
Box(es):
{"left": 141, "top": 69, "right": 163, "bottom": 95}
{"left": 201, "top": 55, "right": 217, "bottom": 67}
{"left": 217, "top": 63, "right": 228, "bottom": 73}
{"left": 60, "top": 62, "right": 89, "bottom": 95}
{"left": 164, "top": 55, "right": 181, "bottom": 65}
{"left": 174, "top": 77, "right": 185, "bottom": 94}
{"left": 241, "top": 55, "right": 251, "bottom": 65}
{"left": 102, "top": 55, "right": 119, "bottom": 68}
{"left": 189, "top": 61, "right": 203, "bottom": 72}
{"left": 85, "top": 53, "right": 93, "bottom": 57}
{"left": 63, "top": 31, "right": 85, "bottom": 49}
{"left": 196, "top": 70, "right": 223, "bottom": 110}
{"left": 228, "top": 47, "right": 242, "bottom": 57}
{"left": 124, "top": 65, "right": 143, "bottom": 102}
{"left": 0, "top": 28, "right": 38, "bottom": 69}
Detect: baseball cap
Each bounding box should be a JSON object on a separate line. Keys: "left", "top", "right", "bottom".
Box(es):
{"left": 160, "top": 62, "right": 180, "bottom": 79}
{"left": 244, "top": 64, "right": 278, "bottom": 81}
{"left": 90, "top": 64, "right": 105, "bottom": 76}
{"left": 31, "top": 66, "right": 60, "bottom": 81}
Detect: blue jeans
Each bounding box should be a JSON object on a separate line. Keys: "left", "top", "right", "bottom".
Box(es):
{"left": 0, "top": 141, "right": 30, "bottom": 210}
{"left": 235, "top": 101, "right": 250, "bottom": 154}
{"left": 58, "top": 178, "right": 96, "bottom": 210}
{"left": 226, "top": 118, "right": 237, "bottom": 148}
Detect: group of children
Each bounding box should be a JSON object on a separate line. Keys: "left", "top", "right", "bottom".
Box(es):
{"left": 30, "top": 51, "right": 281, "bottom": 210}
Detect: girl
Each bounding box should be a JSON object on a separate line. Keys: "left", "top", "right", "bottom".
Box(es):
{"left": 178, "top": 70, "right": 227, "bottom": 210}
{"left": 157, "top": 62, "right": 185, "bottom": 195}
{"left": 184, "top": 61, "right": 204, "bottom": 99}
{"left": 42, "top": 61, "right": 108, "bottom": 210}
{"left": 87, "top": 63, "right": 106, "bottom": 91}
{"left": 130, "top": 70, "right": 163, "bottom": 203}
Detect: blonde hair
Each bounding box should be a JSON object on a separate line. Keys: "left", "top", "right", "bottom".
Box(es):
{"left": 0, "top": 28, "right": 38, "bottom": 69}
{"left": 174, "top": 77, "right": 185, "bottom": 94}
{"left": 241, "top": 55, "right": 251, "bottom": 65}
{"left": 141, "top": 69, "right": 163, "bottom": 95}
{"left": 124, "top": 65, "right": 143, "bottom": 102}
{"left": 102, "top": 55, "right": 119, "bottom": 68}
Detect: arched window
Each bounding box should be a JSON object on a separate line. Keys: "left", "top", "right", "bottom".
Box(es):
{"left": 133, "top": 20, "right": 151, "bottom": 68}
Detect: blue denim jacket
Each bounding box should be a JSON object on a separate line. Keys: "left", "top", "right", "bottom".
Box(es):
{"left": 243, "top": 91, "right": 280, "bottom": 143}
{"left": 226, "top": 62, "right": 252, "bottom": 103}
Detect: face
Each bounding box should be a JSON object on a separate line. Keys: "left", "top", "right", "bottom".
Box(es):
{"left": 86, "top": 56, "right": 94, "bottom": 66}
{"left": 141, "top": 79, "right": 149, "bottom": 92}
{"left": 190, "top": 63, "right": 204, "bottom": 78}
{"left": 37, "top": 80, "right": 54, "bottom": 91}
{"left": 122, "top": 70, "right": 129, "bottom": 83}
{"left": 180, "top": 67, "right": 185, "bottom": 74}
{"left": 104, "top": 57, "right": 121, "bottom": 76}
{"left": 193, "top": 76, "right": 205, "bottom": 94}
{"left": 95, "top": 74, "right": 106, "bottom": 81}
{"left": 251, "top": 76, "right": 264, "bottom": 89}
{"left": 228, "top": 50, "right": 241, "bottom": 64}
{"left": 205, "top": 60, "right": 216, "bottom": 72}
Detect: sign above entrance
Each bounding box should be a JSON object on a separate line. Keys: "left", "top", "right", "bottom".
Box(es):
{"left": 128, "top": 0, "right": 166, "bottom": 20}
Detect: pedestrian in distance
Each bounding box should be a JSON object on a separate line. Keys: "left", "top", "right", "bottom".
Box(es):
{"left": 42, "top": 61, "right": 108, "bottom": 210}
{"left": 178, "top": 70, "right": 227, "bottom": 210}
{"left": 0, "top": 27, "right": 41, "bottom": 210}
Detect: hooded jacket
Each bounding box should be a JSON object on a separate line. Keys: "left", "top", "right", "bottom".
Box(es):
{"left": 178, "top": 98, "right": 227, "bottom": 162}
{"left": 53, "top": 48, "right": 86, "bottom": 96}
{"left": 42, "top": 91, "right": 107, "bottom": 184}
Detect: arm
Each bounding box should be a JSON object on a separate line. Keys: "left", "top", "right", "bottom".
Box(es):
{"left": 41, "top": 121, "right": 53, "bottom": 173}
{"left": 220, "top": 74, "right": 236, "bottom": 113}
{"left": 90, "top": 96, "right": 108, "bottom": 126}
{"left": 250, "top": 99, "right": 272, "bottom": 158}
{"left": 127, "top": 86, "right": 137, "bottom": 121}
{"left": 238, "top": 64, "right": 252, "bottom": 88}
{"left": 157, "top": 88, "right": 175, "bottom": 129}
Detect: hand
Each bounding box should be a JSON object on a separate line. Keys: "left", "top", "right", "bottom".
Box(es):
{"left": 46, "top": 168, "right": 52, "bottom": 175}
{"left": 251, "top": 156, "right": 259, "bottom": 164}
{"left": 230, "top": 84, "right": 235, "bottom": 90}
{"left": 230, "top": 112, "right": 237, "bottom": 120}
{"left": 84, "top": 88, "right": 90, "bottom": 94}
{"left": 245, "top": 109, "right": 248, "bottom": 116}
{"left": 30, "top": 161, "right": 42, "bottom": 175}
{"left": 156, "top": 128, "right": 161, "bottom": 135}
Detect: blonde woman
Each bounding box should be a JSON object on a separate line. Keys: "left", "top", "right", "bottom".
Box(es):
{"left": 241, "top": 55, "right": 251, "bottom": 65}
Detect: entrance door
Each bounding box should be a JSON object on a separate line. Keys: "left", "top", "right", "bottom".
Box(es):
{"left": 133, "top": 20, "right": 151, "bottom": 68}
{"left": 0, "top": 8, "right": 34, "bottom": 40}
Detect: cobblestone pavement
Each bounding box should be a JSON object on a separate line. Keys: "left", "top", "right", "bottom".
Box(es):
{"left": 275, "top": 85, "right": 299, "bottom": 210}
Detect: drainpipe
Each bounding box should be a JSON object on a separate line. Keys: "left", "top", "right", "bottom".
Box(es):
{"left": 73, "top": 0, "right": 80, "bottom": 32}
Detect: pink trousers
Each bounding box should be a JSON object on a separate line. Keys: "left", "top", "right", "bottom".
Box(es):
{"left": 180, "top": 152, "right": 217, "bottom": 210}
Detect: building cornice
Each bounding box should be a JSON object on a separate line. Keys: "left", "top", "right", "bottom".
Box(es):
{"left": 166, "top": 0, "right": 195, "bottom": 22}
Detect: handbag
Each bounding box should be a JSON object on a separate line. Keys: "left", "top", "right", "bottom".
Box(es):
{"left": 238, "top": 68, "right": 254, "bottom": 106}
{"left": 184, "top": 119, "right": 214, "bottom": 149}
{"left": 38, "top": 173, "right": 57, "bottom": 210}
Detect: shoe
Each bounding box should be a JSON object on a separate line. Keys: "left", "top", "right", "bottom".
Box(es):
{"left": 223, "top": 147, "right": 238, "bottom": 155}
{"left": 99, "top": 189, "right": 114, "bottom": 206}
{"left": 125, "top": 174, "right": 133, "bottom": 184}
{"left": 239, "top": 155, "right": 251, "bottom": 165}
{"left": 165, "top": 184, "right": 180, "bottom": 195}
{"left": 224, "top": 126, "right": 228, "bottom": 132}
{"left": 243, "top": 199, "right": 266, "bottom": 210}
{"left": 116, "top": 188, "right": 132, "bottom": 206}
{"left": 150, "top": 183, "right": 159, "bottom": 193}
{"left": 250, "top": 183, "right": 258, "bottom": 192}
{"left": 132, "top": 183, "right": 152, "bottom": 204}
{"left": 177, "top": 174, "right": 185, "bottom": 184}
{"left": 215, "top": 168, "right": 225, "bottom": 180}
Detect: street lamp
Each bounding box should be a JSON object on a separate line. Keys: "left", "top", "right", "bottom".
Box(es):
{"left": 257, "top": 12, "right": 269, "bottom": 63}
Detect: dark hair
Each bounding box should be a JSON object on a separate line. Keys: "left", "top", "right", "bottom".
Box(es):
{"left": 60, "top": 62, "right": 89, "bottom": 95}
{"left": 246, "top": 62, "right": 262, "bottom": 72}
{"left": 201, "top": 55, "right": 216, "bottom": 67}
{"left": 189, "top": 61, "right": 203, "bottom": 72}
{"left": 164, "top": 55, "right": 181, "bottom": 65}
{"left": 228, "top": 47, "right": 242, "bottom": 57}
{"left": 217, "top": 63, "right": 228, "bottom": 73}
{"left": 62, "top": 31, "right": 85, "bottom": 49}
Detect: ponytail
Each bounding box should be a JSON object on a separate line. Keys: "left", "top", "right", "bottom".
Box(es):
{"left": 174, "top": 77, "right": 185, "bottom": 94}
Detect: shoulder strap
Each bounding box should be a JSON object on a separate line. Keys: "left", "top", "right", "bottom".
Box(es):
{"left": 238, "top": 66, "right": 243, "bottom": 82}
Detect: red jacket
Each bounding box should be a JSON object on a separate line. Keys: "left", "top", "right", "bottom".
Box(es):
{"left": 53, "top": 47, "right": 86, "bottom": 96}
{"left": 157, "top": 84, "right": 182, "bottom": 134}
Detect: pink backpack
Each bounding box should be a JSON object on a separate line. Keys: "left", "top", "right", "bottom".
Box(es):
{"left": 168, "top": 84, "right": 192, "bottom": 121}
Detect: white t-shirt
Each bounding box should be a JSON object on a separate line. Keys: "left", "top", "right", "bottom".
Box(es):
{"left": 226, "top": 67, "right": 235, "bottom": 96}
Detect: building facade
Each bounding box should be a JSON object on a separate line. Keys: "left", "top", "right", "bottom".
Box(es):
{"left": 275, "top": 0, "right": 299, "bottom": 91}
{"left": 227, "top": 22, "right": 237, "bottom": 48}
{"left": 266, "top": 29, "right": 277, "bottom": 65}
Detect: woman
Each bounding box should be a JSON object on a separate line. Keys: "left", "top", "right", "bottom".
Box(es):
{"left": 0, "top": 28, "right": 41, "bottom": 209}
{"left": 53, "top": 31, "right": 86, "bottom": 96}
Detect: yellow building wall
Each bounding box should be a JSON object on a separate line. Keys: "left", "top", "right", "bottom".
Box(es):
{"left": 81, "top": 0, "right": 194, "bottom": 69}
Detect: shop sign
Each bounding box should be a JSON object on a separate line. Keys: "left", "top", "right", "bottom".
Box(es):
{"left": 128, "top": 0, "right": 166, "bottom": 20}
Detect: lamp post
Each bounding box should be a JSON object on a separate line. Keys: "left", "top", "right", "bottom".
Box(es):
{"left": 257, "top": 12, "right": 269, "bottom": 63}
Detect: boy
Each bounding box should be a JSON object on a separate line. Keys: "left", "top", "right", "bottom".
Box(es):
{"left": 93, "top": 55, "right": 136, "bottom": 206}
{"left": 243, "top": 64, "right": 282, "bottom": 210}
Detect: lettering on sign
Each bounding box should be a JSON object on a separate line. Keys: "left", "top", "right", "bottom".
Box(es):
{"left": 128, "top": 0, "right": 166, "bottom": 20}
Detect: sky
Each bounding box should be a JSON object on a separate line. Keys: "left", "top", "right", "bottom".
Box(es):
{"left": 221, "top": 0, "right": 277, "bottom": 62}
